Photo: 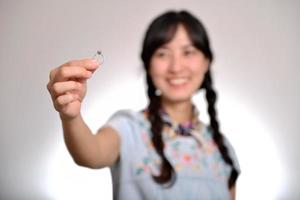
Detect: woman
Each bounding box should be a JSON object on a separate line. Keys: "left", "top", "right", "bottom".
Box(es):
{"left": 47, "top": 10, "right": 240, "bottom": 200}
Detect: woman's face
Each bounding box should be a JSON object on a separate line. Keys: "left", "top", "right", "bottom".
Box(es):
{"left": 149, "top": 24, "right": 209, "bottom": 104}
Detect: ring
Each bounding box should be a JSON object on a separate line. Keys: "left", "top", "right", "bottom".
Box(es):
{"left": 93, "top": 50, "right": 104, "bottom": 64}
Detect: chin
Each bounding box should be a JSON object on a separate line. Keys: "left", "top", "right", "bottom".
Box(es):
{"left": 162, "top": 93, "right": 192, "bottom": 103}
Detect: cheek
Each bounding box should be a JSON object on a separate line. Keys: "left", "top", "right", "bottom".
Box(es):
{"left": 149, "top": 60, "right": 167, "bottom": 79}
{"left": 149, "top": 64, "right": 164, "bottom": 88}
{"left": 150, "top": 71, "right": 164, "bottom": 88}
{"left": 191, "top": 61, "right": 209, "bottom": 87}
{"left": 191, "top": 58, "right": 209, "bottom": 74}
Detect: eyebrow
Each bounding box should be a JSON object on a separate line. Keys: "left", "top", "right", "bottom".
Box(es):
{"left": 182, "top": 44, "right": 195, "bottom": 49}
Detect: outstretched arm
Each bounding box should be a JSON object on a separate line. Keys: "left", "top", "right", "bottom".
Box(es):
{"left": 47, "top": 58, "right": 120, "bottom": 169}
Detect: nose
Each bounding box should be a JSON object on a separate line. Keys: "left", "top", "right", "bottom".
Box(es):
{"left": 168, "top": 53, "right": 183, "bottom": 73}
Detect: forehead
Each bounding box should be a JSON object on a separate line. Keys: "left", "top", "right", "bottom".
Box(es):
{"left": 164, "top": 24, "right": 193, "bottom": 47}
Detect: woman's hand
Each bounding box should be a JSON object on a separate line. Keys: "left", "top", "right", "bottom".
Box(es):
{"left": 47, "top": 59, "right": 99, "bottom": 120}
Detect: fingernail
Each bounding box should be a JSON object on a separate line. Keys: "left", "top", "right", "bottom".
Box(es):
{"left": 91, "top": 59, "right": 99, "bottom": 66}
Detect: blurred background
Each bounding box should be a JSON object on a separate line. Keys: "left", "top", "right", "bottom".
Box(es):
{"left": 1, "top": 0, "right": 299, "bottom": 199}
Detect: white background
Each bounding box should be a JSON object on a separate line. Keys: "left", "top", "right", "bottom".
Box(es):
{"left": 1, "top": 0, "right": 299, "bottom": 199}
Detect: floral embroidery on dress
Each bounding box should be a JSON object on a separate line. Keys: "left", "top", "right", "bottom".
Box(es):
{"left": 135, "top": 157, "right": 151, "bottom": 175}
{"left": 134, "top": 128, "right": 161, "bottom": 176}
{"left": 133, "top": 110, "right": 231, "bottom": 183}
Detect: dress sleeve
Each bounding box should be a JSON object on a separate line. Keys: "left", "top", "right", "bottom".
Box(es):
{"left": 104, "top": 110, "right": 137, "bottom": 162}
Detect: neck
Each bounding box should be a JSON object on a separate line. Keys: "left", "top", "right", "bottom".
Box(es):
{"left": 161, "top": 99, "right": 193, "bottom": 124}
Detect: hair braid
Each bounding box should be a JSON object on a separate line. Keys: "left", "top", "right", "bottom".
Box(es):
{"left": 202, "top": 70, "right": 239, "bottom": 188}
{"left": 146, "top": 74, "right": 176, "bottom": 186}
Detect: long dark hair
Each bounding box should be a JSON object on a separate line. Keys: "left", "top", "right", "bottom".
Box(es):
{"left": 141, "top": 10, "right": 239, "bottom": 188}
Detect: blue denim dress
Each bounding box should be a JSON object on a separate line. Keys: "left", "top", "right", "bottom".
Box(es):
{"left": 105, "top": 110, "right": 240, "bottom": 200}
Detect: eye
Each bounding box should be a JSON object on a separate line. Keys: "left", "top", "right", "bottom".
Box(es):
{"left": 183, "top": 48, "right": 197, "bottom": 56}
{"left": 154, "top": 49, "right": 170, "bottom": 58}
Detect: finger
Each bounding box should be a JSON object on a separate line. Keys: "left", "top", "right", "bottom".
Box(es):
{"left": 54, "top": 93, "right": 77, "bottom": 110}
{"left": 63, "top": 58, "right": 100, "bottom": 71}
{"left": 51, "top": 81, "right": 83, "bottom": 98}
{"left": 48, "top": 58, "right": 100, "bottom": 86}
{"left": 54, "top": 66, "right": 92, "bottom": 82}
{"left": 49, "top": 58, "right": 100, "bottom": 80}
{"left": 49, "top": 68, "right": 57, "bottom": 82}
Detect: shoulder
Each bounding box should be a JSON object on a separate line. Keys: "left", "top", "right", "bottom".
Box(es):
{"left": 109, "top": 109, "right": 136, "bottom": 119}
{"left": 105, "top": 109, "right": 150, "bottom": 140}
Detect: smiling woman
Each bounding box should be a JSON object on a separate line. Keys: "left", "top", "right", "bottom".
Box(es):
{"left": 47, "top": 10, "right": 240, "bottom": 200}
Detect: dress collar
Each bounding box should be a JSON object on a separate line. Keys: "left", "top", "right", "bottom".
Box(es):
{"left": 159, "top": 105, "right": 201, "bottom": 137}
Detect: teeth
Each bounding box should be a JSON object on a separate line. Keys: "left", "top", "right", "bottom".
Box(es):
{"left": 168, "top": 78, "right": 187, "bottom": 85}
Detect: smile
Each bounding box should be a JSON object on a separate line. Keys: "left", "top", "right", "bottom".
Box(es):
{"left": 167, "top": 78, "right": 189, "bottom": 86}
